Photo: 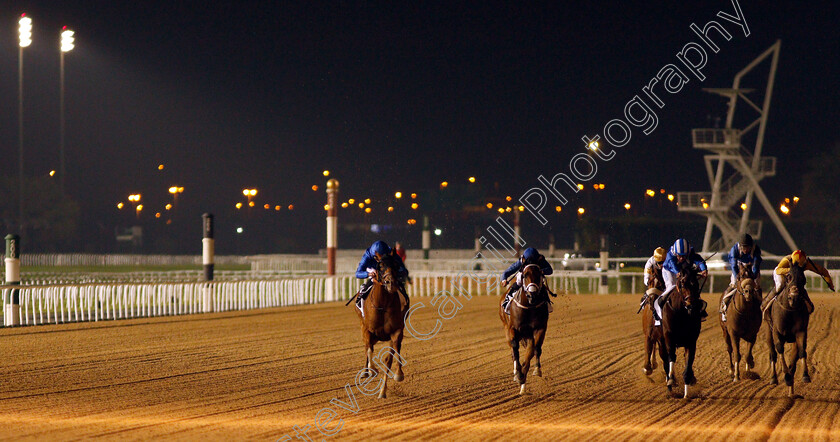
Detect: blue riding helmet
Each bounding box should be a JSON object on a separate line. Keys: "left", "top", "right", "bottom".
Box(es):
{"left": 671, "top": 238, "right": 690, "bottom": 257}
{"left": 522, "top": 247, "right": 539, "bottom": 262}
{"left": 371, "top": 240, "right": 391, "bottom": 256}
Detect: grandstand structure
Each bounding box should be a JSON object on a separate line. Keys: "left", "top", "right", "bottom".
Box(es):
{"left": 677, "top": 40, "right": 797, "bottom": 253}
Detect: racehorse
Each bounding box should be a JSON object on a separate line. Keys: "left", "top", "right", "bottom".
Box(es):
{"left": 766, "top": 263, "right": 810, "bottom": 397}
{"left": 641, "top": 268, "right": 665, "bottom": 376}
{"left": 355, "top": 250, "right": 406, "bottom": 398}
{"left": 661, "top": 265, "right": 704, "bottom": 398}
{"left": 499, "top": 263, "right": 550, "bottom": 395}
{"left": 719, "top": 262, "right": 763, "bottom": 382}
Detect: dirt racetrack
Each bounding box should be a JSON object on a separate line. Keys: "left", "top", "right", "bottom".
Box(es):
{"left": 3, "top": 291, "right": 840, "bottom": 441}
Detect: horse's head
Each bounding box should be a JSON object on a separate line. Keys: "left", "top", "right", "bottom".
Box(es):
{"left": 676, "top": 265, "right": 702, "bottom": 316}
{"left": 736, "top": 262, "right": 758, "bottom": 302}
{"left": 375, "top": 250, "right": 400, "bottom": 294}
{"left": 648, "top": 264, "right": 665, "bottom": 292}
{"left": 781, "top": 264, "right": 806, "bottom": 309}
{"left": 520, "top": 264, "right": 544, "bottom": 306}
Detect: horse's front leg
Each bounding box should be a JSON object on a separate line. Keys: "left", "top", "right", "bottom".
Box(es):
{"left": 722, "top": 325, "right": 734, "bottom": 377}
{"left": 507, "top": 328, "right": 523, "bottom": 384}
{"left": 643, "top": 328, "right": 655, "bottom": 376}
{"left": 731, "top": 333, "right": 742, "bottom": 382}
{"left": 666, "top": 340, "right": 677, "bottom": 390}
{"left": 519, "top": 337, "right": 535, "bottom": 395}
{"left": 683, "top": 345, "right": 697, "bottom": 399}
{"left": 533, "top": 328, "right": 546, "bottom": 378}
{"left": 362, "top": 329, "right": 375, "bottom": 376}
{"left": 766, "top": 325, "right": 778, "bottom": 385}
{"left": 391, "top": 329, "right": 405, "bottom": 383}
{"left": 745, "top": 339, "right": 756, "bottom": 372}
{"left": 776, "top": 337, "right": 793, "bottom": 395}
{"left": 798, "top": 331, "right": 810, "bottom": 384}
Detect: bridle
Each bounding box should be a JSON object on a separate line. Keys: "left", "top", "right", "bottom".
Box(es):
{"left": 513, "top": 264, "right": 546, "bottom": 310}
{"left": 776, "top": 268, "right": 805, "bottom": 312}
{"left": 674, "top": 268, "right": 701, "bottom": 314}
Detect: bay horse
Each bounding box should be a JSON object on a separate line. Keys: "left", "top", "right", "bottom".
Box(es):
{"left": 765, "top": 263, "right": 810, "bottom": 397}
{"left": 499, "top": 263, "right": 549, "bottom": 395}
{"left": 719, "top": 262, "right": 763, "bottom": 382}
{"left": 355, "top": 249, "right": 406, "bottom": 399}
{"left": 641, "top": 268, "right": 665, "bottom": 376}
{"left": 661, "top": 265, "right": 704, "bottom": 398}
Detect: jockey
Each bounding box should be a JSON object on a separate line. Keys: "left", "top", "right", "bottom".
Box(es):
{"left": 638, "top": 247, "right": 666, "bottom": 307}
{"left": 654, "top": 238, "right": 708, "bottom": 322}
{"left": 354, "top": 240, "right": 410, "bottom": 310}
{"left": 394, "top": 241, "right": 407, "bottom": 262}
{"left": 720, "top": 233, "right": 762, "bottom": 320}
{"left": 500, "top": 247, "right": 553, "bottom": 313}
{"left": 761, "top": 250, "right": 835, "bottom": 316}
{"left": 644, "top": 247, "right": 667, "bottom": 286}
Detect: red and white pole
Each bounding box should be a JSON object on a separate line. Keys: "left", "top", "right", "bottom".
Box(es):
{"left": 326, "top": 179, "right": 339, "bottom": 276}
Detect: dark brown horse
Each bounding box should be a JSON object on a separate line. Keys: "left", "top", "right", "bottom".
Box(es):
{"left": 766, "top": 263, "right": 810, "bottom": 397}
{"left": 499, "top": 264, "right": 549, "bottom": 395}
{"left": 641, "top": 268, "right": 665, "bottom": 376}
{"left": 719, "top": 263, "right": 763, "bottom": 382}
{"left": 661, "top": 265, "right": 704, "bottom": 398}
{"left": 355, "top": 250, "right": 406, "bottom": 398}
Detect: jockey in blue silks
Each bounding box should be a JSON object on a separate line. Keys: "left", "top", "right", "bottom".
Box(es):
{"left": 500, "top": 247, "right": 553, "bottom": 314}
{"left": 720, "top": 233, "right": 762, "bottom": 320}
{"left": 654, "top": 238, "right": 708, "bottom": 322}
{"left": 354, "top": 240, "right": 410, "bottom": 309}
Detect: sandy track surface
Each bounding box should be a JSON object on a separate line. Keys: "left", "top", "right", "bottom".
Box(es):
{"left": 2, "top": 291, "right": 840, "bottom": 441}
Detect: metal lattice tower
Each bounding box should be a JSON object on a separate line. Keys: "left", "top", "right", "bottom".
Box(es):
{"left": 677, "top": 40, "right": 797, "bottom": 253}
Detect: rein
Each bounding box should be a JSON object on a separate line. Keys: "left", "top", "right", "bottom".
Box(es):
{"left": 512, "top": 264, "right": 548, "bottom": 310}
{"left": 512, "top": 288, "right": 547, "bottom": 310}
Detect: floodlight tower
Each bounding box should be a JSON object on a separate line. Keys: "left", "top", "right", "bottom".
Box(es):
{"left": 677, "top": 40, "right": 797, "bottom": 253}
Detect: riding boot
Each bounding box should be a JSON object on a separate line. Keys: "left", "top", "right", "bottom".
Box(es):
{"left": 761, "top": 287, "right": 778, "bottom": 321}
{"left": 541, "top": 287, "right": 554, "bottom": 313}
{"left": 720, "top": 285, "right": 736, "bottom": 321}
{"left": 700, "top": 299, "right": 709, "bottom": 321}
{"left": 652, "top": 296, "right": 663, "bottom": 322}
{"left": 356, "top": 279, "right": 373, "bottom": 309}
{"left": 502, "top": 285, "right": 518, "bottom": 314}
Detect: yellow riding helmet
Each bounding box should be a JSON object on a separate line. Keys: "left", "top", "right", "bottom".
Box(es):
{"left": 653, "top": 247, "right": 666, "bottom": 262}
{"left": 791, "top": 250, "right": 807, "bottom": 266}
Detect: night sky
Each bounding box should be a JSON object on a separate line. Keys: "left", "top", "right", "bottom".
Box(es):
{"left": 0, "top": 1, "right": 837, "bottom": 254}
